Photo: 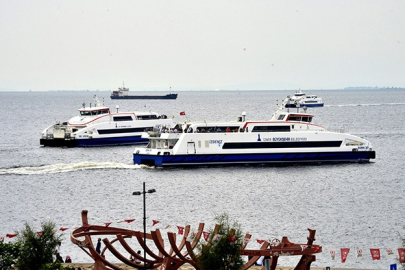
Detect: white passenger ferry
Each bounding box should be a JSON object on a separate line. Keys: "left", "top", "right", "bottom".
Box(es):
{"left": 133, "top": 98, "right": 375, "bottom": 166}
{"left": 285, "top": 90, "right": 324, "bottom": 108}
{"left": 40, "top": 96, "right": 176, "bottom": 147}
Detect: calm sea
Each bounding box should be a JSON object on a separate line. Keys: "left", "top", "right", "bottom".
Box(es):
{"left": 0, "top": 89, "right": 404, "bottom": 269}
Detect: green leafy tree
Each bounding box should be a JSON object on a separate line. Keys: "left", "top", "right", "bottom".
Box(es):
{"left": 197, "top": 213, "right": 244, "bottom": 270}
{"left": 16, "top": 221, "right": 63, "bottom": 270}
{"left": 0, "top": 240, "right": 21, "bottom": 269}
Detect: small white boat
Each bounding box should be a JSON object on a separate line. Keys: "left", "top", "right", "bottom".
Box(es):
{"left": 133, "top": 97, "right": 375, "bottom": 166}
{"left": 40, "top": 96, "right": 176, "bottom": 147}
{"left": 285, "top": 90, "right": 324, "bottom": 108}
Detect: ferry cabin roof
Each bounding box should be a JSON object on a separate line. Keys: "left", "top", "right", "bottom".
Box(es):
{"left": 77, "top": 107, "right": 164, "bottom": 119}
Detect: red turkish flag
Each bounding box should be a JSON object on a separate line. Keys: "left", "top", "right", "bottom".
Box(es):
{"left": 341, "top": 248, "right": 350, "bottom": 263}
{"left": 203, "top": 231, "right": 210, "bottom": 241}
{"left": 370, "top": 249, "right": 381, "bottom": 260}
{"left": 59, "top": 227, "right": 69, "bottom": 231}
{"left": 180, "top": 111, "right": 186, "bottom": 116}
{"left": 152, "top": 220, "right": 160, "bottom": 226}
{"left": 398, "top": 248, "right": 405, "bottom": 263}
{"left": 177, "top": 226, "right": 184, "bottom": 235}
{"left": 6, "top": 233, "right": 18, "bottom": 238}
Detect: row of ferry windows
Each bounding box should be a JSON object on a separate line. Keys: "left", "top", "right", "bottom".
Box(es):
{"left": 277, "top": 114, "right": 312, "bottom": 122}
{"left": 80, "top": 109, "right": 110, "bottom": 116}
{"left": 113, "top": 115, "right": 159, "bottom": 121}
{"left": 78, "top": 112, "right": 158, "bottom": 121}
{"left": 194, "top": 126, "right": 293, "bottom": 132}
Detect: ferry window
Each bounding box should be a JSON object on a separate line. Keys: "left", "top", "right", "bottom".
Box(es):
{"left": 198, "top": 141, "right": 201, "bottom": 148}
{"left": 301, "top": 117, "right": 312, "bottom": 122}
{"left": 252, "top": 126, "right": 290, "bottom": 132}
{"left": 288, "top": 116, "right": 301, "bottom": 121}
{"left": 137, "top": 115, "right": 158, "bottom": 120}
{"left": 113, "top": 116, "right": 133, "bottom": 121}
{"left": 80, "top": 111, "right": 91, "bottom": 116}
{"left": 278, "top": 114, "right": 285, "bottom": 120}
{"left": 205, "top": 141, "right": 209, "bottom": 148}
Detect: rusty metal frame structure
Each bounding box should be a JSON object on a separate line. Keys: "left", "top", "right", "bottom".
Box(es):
{"left": 71, "top": 210, "right": 322, "bottom": 270}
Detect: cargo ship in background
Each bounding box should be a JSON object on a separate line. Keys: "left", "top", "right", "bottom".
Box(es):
{"left": 110, "top": 83, "right": 178, "bottom": 100}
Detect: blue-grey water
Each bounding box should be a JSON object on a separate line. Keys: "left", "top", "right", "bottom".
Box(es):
{"left": 0, "top": 90, "right": 404, "bottom": 269}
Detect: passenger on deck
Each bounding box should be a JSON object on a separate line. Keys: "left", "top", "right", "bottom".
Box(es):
{"left": 226, "top": 127, "right": 230, "bottom": 132}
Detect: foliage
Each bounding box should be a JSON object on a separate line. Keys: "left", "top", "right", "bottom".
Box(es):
{"left": 16, "top": 221, "right": 63, "bottom": 270}
{"left": 197, "top": 213, "right": 245, "bottom": 270}
{"left": 0, "top": 240, "right": 21, "bottom": 269}
{"left": 40, "top": 262, "right": 75, "bottom": 270}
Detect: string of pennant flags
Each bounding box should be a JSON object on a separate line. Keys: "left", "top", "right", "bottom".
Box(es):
{"left": 2, "top": 218, "right": 405, "bottom": 264}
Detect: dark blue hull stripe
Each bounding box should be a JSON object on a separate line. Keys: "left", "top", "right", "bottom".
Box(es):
{"left": 40, "top": 136, "right": 146, "bottom": 147}
{"left": 133, "top": 151, "right": 376, "bottom": 166}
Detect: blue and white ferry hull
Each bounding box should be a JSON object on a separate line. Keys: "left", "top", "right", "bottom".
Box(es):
{"left": 133, "top": 150, "right": 375, "bottom": 167}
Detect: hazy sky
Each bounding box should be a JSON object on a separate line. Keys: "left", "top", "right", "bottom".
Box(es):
{"left": 1, "top": 0, "right": 404, "bottom": 91}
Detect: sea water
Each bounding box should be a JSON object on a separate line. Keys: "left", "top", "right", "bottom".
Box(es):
{"left": 0, "top": 89, "right": 404, "bottom": 269}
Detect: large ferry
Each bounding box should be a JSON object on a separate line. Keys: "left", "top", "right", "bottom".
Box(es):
{"left": 133, "top": 98, "right": 375, "bottom": 166}
{"left": 40, "top": 96, "right": 176, "bottom": 147}
{"left": 285, "top": 90, "right": 324, "bottom": 108}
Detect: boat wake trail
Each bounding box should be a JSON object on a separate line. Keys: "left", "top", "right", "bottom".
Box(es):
{"left": 326, "top": 103, "right": 405, "bottom": 107}
{"left": 0, "top": 162, "right": 144, "bottom": 175}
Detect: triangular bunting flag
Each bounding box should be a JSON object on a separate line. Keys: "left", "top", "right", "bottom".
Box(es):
{"left": 330, "top": 249, "right": 336, "bottom": 260}
{"left": 370, "top": 249, "right": 381, "bottom": 260}
{"left": 177, "top": 226, "right": 184, "bottom": 235}
{"left": 186, "top": 231, "right": 197, "bottom": 242}
{"left": 59, "top": 227, "right": 69, "bottom": 231}
{"left": 341, "top": 248, "right": 350, "bottom": 263}
{"left": 104, "top": 222, "right": 112, "bottom": 227}
{"left": 356, "top": 249, "right": 363, "bottom": 259}
{"left": 152, "top": 220, "right": 160, "bottom": 226}
{"left": 202, "top": 231, "right": 210, "bottom": 241}
{"left": 164, "top": 224, "right": 171, "bottom": 229}
{"left": 228, "top": 236, "right": 236, "bottom": 243}
{"left": 398, "top": 248, "right": 405, "bottom": 263}
{"left": 37, "top": 232, "right": 43, "bottom": 237}
{"left": 6, "top": 233, "right": 18, "bottom": 238}
{"left": 256, "top": 239, "right": 265, "bottom": 244}
{"left": 386, "top": 249, "right": 394, "bottom": 256}
{"left": 213, "top": 234, "right": 222, "bottom": 242}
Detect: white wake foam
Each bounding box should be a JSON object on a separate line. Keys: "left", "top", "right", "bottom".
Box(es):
{"left": 0, "top": 162, "right": 146, "bottom": 175}
{"left": 325, "top": 102, "right": 405, "bottom": 107}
